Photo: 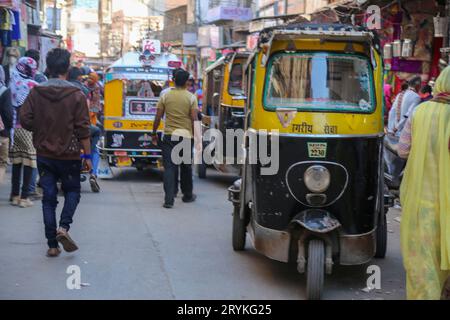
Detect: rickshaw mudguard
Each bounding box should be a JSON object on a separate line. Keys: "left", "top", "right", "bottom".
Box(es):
{"left": 290, "top": 210, "right": 341, "bottom": 234}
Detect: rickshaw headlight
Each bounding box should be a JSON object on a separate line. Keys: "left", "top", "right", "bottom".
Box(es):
{"left": 304, "top": 166, "right": 331, "bottom": 193}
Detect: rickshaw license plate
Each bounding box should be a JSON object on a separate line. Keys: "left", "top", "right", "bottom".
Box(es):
{"left": 308, "top": 143, "right": 328, "bottom": 158}
{"left": 117, "top": 157, "right": 132, "bottom": 167}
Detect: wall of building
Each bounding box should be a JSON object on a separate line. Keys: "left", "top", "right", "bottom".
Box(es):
{"left": 305, "top": 0, "right": 328, "bottom": 14}
{"left": 257, "top": 0, "right": 309, "bottom": 17}
{"left": 69, "top": 0, "right": 100, "bottom": 58}
{"left": 162, "top": 5, "right": 195, "bottom": 43}
{"left": 164, "top": 0, "right": 188, "bottom": 11}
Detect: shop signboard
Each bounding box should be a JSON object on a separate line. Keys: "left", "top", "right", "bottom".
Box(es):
{"left": 183, "top": 33, "right": 198, "bottom": 47}
{"left": 247, "top": 34, "right": 259, "bottom": 51}
{"left": 207, "top": 6, "right": 253, "bottom": 23}
{"left": 200, "top": 48, "right": 210, "bottom": 58}
{"left": 210, "top": 26, "right": 223, "bottom": 49}
{"left": 198, "top": 26, "right": 211, "bottom": 47}
{"left": 200, "top": 48, "right": 217, "bottom": 62}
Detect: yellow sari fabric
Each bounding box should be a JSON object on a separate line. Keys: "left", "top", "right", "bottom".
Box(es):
{"left": 400, "top": 66, "right": 450, "bottom": 300}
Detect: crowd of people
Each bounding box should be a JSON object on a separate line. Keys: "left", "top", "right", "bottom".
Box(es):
{"left": 0, "top": 49, "right": 104, "bottom": 210}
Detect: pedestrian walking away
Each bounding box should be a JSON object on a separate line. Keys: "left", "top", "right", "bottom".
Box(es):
{"left": 68, "top": 67, "right": 101, "bottom": 192}
{"left": 20, "top": 48, "right": 92, "bottom": 258}
{"left": 24, "top": 49, "right": 48, "bottom": 200}
{"left": 398, "top": 66, "right": 450, "bottom": 300}
{"left": 2, "top": 47, "right": 20, "bottom": 87}
{"left": 152, "top": 69, "right": 199, "bottom": 209}
{"left": 9, "top": 57, "right": 39, "bottom": 208}
{"left": 86, "top": 72, "right": 102, "bottom": 192}
{"left": 0, "top": 67, "right": 13, "bottom": 185}
{"left": 387, "top": 76, "right": 422, "bottom": 136}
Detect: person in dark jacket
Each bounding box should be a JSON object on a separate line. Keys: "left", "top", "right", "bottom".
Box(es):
{"left": 68, "top": 67, "right": 90, "bottom": 97}
{"left": 20, "top": 48, "right": 92, "bottom": 258}
{"left": 0, "top": 67, "right": 13, "bottom": 185}
{"left": 24, "top": 49, "right": 48, "bottom": 200}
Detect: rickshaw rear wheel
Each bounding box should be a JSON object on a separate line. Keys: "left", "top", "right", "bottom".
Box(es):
{"left": 306, "top": 240, "right": 325, "bottom": 300}
{"left": 232, "top": 205, "right": 246, "bottom": 251}
{"left": 375, "top": 214, "right": 387, "bottom": 258}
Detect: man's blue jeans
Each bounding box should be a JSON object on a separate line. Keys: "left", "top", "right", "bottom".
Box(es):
{"left": 29, "top": 168, "right": 38, "bottom": 194}
{"left": 90, "top": 125, "right": 101, "bottom": 176}
{"left": 37, "top": 156, "right": 81, "bottom": 249}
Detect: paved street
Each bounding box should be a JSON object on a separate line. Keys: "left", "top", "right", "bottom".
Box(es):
{"left": 0, "top": 168, "right": 405, "bottom": 300}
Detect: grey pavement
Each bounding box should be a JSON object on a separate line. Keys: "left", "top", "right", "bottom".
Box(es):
{"left": 0, "top": 168, "right": 405, "bottom": 300}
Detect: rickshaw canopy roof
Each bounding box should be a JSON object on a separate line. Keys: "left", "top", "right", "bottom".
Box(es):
{"left": 105, "top": 52, "right": 180, "bottom": 83}
{"left": 256, "top": 23, "right": 380, "bottom": 67}
{"left": 204, "top": 52, "right": 250, "bottom": 74}
{"left": 260, "top": 23, "right": 379, "bottom": 46}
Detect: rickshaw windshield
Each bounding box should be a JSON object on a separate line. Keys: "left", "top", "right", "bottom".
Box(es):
{"left": 125, "top": 79, "right": 164, "bottom": 98}
{"left": 123, "top": 79, "right": 164, "bottom": 117}
{"left": 264, "top": 52, "right": 375, "bottom": 113}
{"left": 229, "top": 63, "right": 244, "bottom": 96}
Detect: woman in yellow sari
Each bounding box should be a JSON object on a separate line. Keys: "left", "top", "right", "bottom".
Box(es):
{"left": 398, "top": 66, "right": 450, "bottom": 300}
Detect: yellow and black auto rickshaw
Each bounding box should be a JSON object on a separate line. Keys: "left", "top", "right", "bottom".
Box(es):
{"left": 98, "top": 48, "right": 181, "bottom": 175}
{"left": 197, "top": 52, "right": 249, "bottom": 178}
{"left": 229, "top": 24, "right": 388, "bottom": 299}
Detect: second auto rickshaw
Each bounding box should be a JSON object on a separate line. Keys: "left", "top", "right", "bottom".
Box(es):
{"left": 197, "top": 51, "right": 249, "bottom": 178}
{"left": 229, "top": 24, "right": 390, "bottom": 300}
{"left": 98, "top": 44, "right": 181, "bottom": 174}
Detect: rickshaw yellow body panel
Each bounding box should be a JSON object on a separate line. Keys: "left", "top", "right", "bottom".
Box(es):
{"left": 103, "top": 78, "right": 164, "bottom": 131}
{"left": 104, "top": 119, "right": 163, "bottom": 131}
{"left": 250, "top": 40, "right": 384, "bottom": 135}
{"left": 104, "top": 79, "right": 124, "bottom": 118}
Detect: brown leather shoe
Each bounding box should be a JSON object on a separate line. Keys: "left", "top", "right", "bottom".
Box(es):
{"left": 46, "top": 247, "right": 61, "bottom": 258}
{"left": 56, "top": 228, "right": 79, "bottom": 253}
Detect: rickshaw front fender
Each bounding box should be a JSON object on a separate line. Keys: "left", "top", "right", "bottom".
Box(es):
{"left": 290, "top": 209, "right": 341, "bottom": 234}
{"left": 291, "top": 210, "right": 340, "bottom": 275}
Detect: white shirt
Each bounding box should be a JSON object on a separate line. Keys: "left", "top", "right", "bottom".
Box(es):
{"left": 387, "top": 89, "right": 421, "bottom": 136}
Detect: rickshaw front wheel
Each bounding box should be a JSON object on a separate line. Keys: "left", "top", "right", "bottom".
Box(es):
{"left": 232, "top": 205, "right": 246, "bottom": 251}
{"left": 306, "top": 239, "right": 325, "bottom": 300}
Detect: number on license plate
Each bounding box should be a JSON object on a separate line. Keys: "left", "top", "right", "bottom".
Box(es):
{"left": 308, "top": 143, "right": 327, "bottom": 158}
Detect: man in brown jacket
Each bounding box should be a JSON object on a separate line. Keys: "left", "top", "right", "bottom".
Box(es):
{"left": 20, "top": 48, "right": 92, "bottom": 258}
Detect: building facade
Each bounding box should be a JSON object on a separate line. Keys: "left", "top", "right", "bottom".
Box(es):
{"left": 0, "top": 0, "right": 62, "bottom": 71}
{"left": 110, "top": 0, "right": 163, "bottom": 59}
{"left": 196, "top": 0, "right": 253, "bottom": 74}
